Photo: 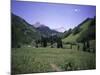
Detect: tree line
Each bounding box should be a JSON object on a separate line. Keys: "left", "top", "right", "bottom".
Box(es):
{"left": 35, "top": 34, "right": 63, "bottom": 48}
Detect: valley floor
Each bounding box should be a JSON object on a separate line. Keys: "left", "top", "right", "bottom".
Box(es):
{"left": 11, "top": 47, "right": 96, "bottom": 74}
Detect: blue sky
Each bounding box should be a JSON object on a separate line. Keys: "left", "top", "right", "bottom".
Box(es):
{"left": 11, "top": 0, "right": 96, "bottom": 32}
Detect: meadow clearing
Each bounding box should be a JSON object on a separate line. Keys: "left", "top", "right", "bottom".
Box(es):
{"left": 11, "top": 47, "right": 96, "bottom": 74}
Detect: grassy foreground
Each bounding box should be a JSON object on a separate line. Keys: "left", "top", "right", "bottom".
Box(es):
{"left": 11, "top": 47, "right": 96, "bottom": 74}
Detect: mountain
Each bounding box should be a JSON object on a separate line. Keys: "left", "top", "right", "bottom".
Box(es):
{"left": 12, "top": 13, "right": 95, "bottom": 48}
{"left": 32, "top": 22, "right": 63, "bottom": 36}
{"left": 54, "top": 27, "right": 66, "bottom": 32}
{"left": 32, "top": 22, "right": 42, "bottom": 28}
{"left": 63, "top": 17, "right": 96, "bottom": 43}
{"left": 36, "top": 24, "right": 61, "bottom": 36}
{"left": 11, "top": 13, "right": 41, "bottom": 48}
{"left": 11, "top": 13, "right": 62, "bottom": 48}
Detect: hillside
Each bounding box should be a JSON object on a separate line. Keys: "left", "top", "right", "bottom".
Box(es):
{"left": 11, "top": 13, "right": 41, "bottom": 48}
{"left": 11, "top": 13, "right": 62, "bottom": 48}
{"left": 63, "top": 17, "right": 96, "bottom": 43}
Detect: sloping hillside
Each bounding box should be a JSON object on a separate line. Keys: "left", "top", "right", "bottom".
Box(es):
{"left": 11, "top": 13, "right": 62, "bottom": 48}
{"left": 11, "top": 13, "right": 41, "bottom": 48}
{"left": 63, "top": 17, "right": 95, "bottom": 43}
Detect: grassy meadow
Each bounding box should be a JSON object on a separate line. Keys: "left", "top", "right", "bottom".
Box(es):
{"left": 11, "top": 47, "right": 96, "bottom": 74}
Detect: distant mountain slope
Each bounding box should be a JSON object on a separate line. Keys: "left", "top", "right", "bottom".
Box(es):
{"left": 53, "top": 27, "right": 66, "bottom": 32}
{"left": 11, "top": 13, "right": 40, "bottom": 48}
{"left": 36, "top": 25, "right": 60, "bottom": 36}
{"left": 63, "top": 17, "right": 96, "bottom": 43}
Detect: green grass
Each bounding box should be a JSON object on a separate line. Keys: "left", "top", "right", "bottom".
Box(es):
{"left": 11, "top": 47, "right": 96, "bottom": 74}
{"left": 62, "top": 20, "right": 92, "bottom": 43}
